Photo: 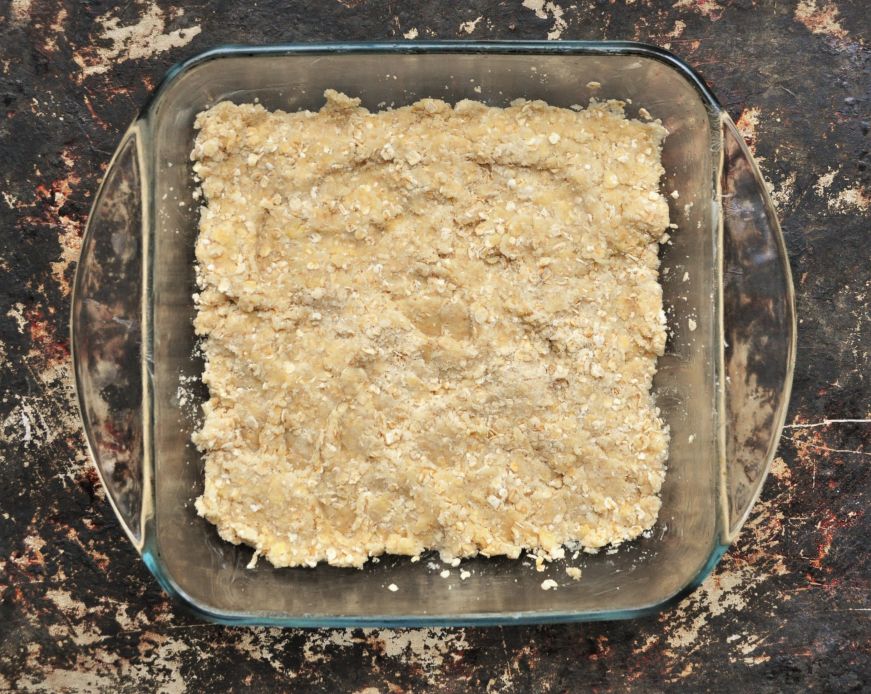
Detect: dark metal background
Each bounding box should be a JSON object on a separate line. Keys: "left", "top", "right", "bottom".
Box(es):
{"left": 0, "top": 1, "right": 868, "bottom": 691}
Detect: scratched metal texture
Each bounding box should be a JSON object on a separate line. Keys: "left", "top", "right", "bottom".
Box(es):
{"left": 0, "top": 1, "right": 868, "bottom": 691}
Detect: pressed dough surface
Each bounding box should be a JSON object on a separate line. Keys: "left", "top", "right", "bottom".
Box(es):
{"left": 191, "top": 91, "right": 671, "bottom": 568}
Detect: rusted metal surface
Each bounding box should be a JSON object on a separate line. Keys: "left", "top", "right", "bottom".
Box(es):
{"left": 0, "top": 1, "right": 868, "bottom": 690}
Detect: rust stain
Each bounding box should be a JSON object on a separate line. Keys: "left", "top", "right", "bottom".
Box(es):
{"left": 795, "top": 0, "right": 850, "bottom": 42}
{"left": 8, "top": 529, "right": 47, "bottom": 572}
{"left": 25, "top": 306, "right": 69, "bottom": 365}
{"left": 786, "top": 418, "right": 870, "bottom": 471}
{"left": 735, "top": 107, "right": 760, "bottom": 156}
{"left": 82, "top": 93, "right": 112, "bottom": 131}
{"left": 671, "top": 0, "right": 725, "bottom": 21}
{"left": 13, "top": 148, "right": 85, "bottom": 296}
{"left": 810, "top": 508, "right": 863, "bottom": 570}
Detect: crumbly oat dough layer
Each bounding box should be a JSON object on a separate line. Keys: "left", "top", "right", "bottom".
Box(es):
{"left": 191, "top": 90, "right": 671, "bottom": 568}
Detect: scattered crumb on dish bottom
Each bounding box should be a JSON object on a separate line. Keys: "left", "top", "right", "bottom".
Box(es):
{"left": 191, "top": 90, "right": 671, "bottom": 569}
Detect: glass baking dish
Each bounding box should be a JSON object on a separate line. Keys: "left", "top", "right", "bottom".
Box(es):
{"left": 71, "top": 41, "right": 795, "bottom": 626}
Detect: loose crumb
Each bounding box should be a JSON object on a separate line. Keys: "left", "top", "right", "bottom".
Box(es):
{"left": 387, "top": 583, "right": 399, "bottom": 592}
{"left": 541, "top": 579, "right": 559, "bottom": 591}
{"left": 192, "top": 90, "right": 671, "bottom": 569}
{"left": 565, "top": 567, "right": 583, "bottom": 580}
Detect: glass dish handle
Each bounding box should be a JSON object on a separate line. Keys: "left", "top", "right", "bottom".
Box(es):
{"left": 71, "top": 128, "right": 146, "bottom": 548}
{"left": 719, "top": 115, "right": 796, "bottom": 542}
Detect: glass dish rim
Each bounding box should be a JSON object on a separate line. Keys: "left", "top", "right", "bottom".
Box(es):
{"left": 74, "top": 40, "right": 794, "bottom": 627}
{"left": 141, "top": 40, "right": 725, "bottom": 122}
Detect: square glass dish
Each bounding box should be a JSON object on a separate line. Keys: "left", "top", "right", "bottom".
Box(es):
{"left": 71, "top": 42, "right": 795, "bottom": 626}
